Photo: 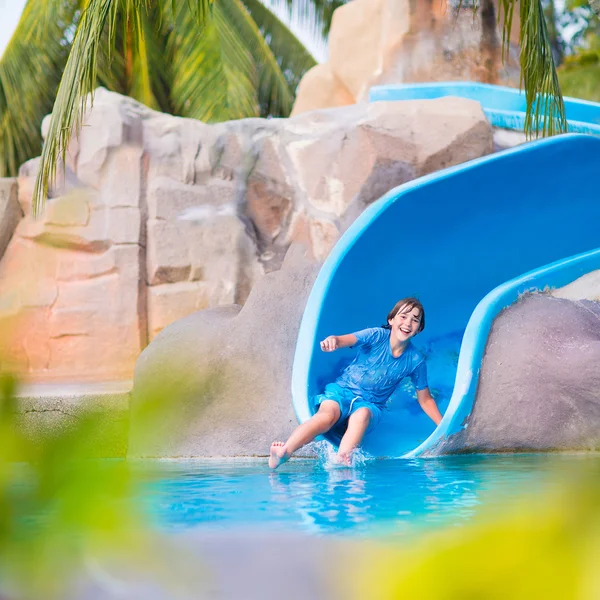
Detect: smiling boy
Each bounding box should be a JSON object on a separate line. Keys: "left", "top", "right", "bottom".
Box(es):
{"left": 269, "top": 298, "right": 443, "bottom": 469}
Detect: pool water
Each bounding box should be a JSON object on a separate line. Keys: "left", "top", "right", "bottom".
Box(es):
{"left": 142, "top": 452, "right": 600, "bottom": 537}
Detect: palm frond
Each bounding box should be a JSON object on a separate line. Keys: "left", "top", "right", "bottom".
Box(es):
{"left": 129, "top": 8, "right": 172, "bottom": 111}
{"left": 513, "top": 0, "right": 567, "bottom": 135}
{"left": 31, "top": 0, "right": 213, "bottom": 215}
{"left": 32, "top": 0, "right": 118, "bottom": 215}
{"left": 95, "top": 9, "right": 127, "bottom": 92}
{"left": 242, "top": 0, "right": 317, "bottom": 116}
{"left": 167, "top": 1, "right": 259, "bottom": 121}
{"left": 463, "top": 0, "right": 567, "bottom": 136}
{"left": 94, "top": 5, "right": 170, "bottom": 111}
{"left": 0, "top": 0, "right": 79, "bottom": 178}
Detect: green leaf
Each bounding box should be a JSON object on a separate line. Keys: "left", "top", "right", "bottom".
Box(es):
{"left": 465, "top": 1, "right": 567, "bottom": 137}
{"left": 0, "top": 0, "right": 79, "bottom": 178}
{"left": 167, "top": 1, "right": 259, "bottom": 121}
{"left": 242, "top": 0, "right": 317, "bottom": 116}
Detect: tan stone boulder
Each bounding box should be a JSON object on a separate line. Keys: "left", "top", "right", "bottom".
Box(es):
{"left": 0, "top": 211, "right": 143, "bottom": 381}
{"left": 552, "top": 270, "right": 600, "bottom": 302}
{"left": 284, "top": 97, "right": 492, "bottom": 256}
{"left": 290, "top": 63, "right": 354, "bottom": 116}
{"left": 328, "top": 0, "right": 399, "bottom": 102}
{"left": 293, "top": 0, "right": 520, "bottom": 115}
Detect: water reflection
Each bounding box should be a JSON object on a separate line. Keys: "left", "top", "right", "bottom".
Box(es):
{"left": 143, "top": 454, "right": 600, "bottom": 537}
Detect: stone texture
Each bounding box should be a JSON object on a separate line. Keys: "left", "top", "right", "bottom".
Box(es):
{"left": 293, "top": 0, "right": 521, "bottom": 115}
{"left": 328, "top": 0, "right": 396, "bottom": 101}
{"left": 1, "top": 95, "right": 146, "bottom": 383}
{"left": 0, "top": 178, "right": 22, "bottom": 261}
{"left": 147, "top": 281, "right": 237, "bottom": 340}
{"left": 129, "top": 245, "right": 319, "bottom": 458}
{"left": 438, "top": 294, "right": 600, "bottom": 453}
{"left": 290, "top": 63, "right": 355, "bottom": 116}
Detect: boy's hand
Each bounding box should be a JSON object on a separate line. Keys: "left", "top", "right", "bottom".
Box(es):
{"left": 320, "top": 336, "right": 338, "bottom": 352}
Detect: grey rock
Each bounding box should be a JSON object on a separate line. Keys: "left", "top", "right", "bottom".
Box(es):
{"left": 129, "top": 246, "right": 320, "bottom": 457}
{"left": 0, "top": 178, "right": 22, "bottom": 260}
{"left": 492, "top": 127, "right": 528, "bottom": 152}
{"left": 439, "top": 294, "right": 600, "bottom": 453}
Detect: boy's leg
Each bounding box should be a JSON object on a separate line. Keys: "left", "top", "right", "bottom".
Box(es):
{"left": 337, "top": 407, "right": 372, "bottom": 464}
{"left": 269, "top": 400, "right": 341, "bottom": 469}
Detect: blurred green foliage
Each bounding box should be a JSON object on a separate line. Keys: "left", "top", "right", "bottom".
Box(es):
{"left": 557, "top": 0, "right": 600, "bottom": 101}
{"left": 352, "top": 461, "right": 600, "bottom": 599}
{"left": 0, "top": 367, "right": 214, "bottom": 599}
{"left": 0, "top": 372, "right": 139, "bottom": 597}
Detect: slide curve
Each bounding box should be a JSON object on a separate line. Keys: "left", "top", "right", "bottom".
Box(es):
{"left": 291, "top": 85, "right": 600, "bottom": 458}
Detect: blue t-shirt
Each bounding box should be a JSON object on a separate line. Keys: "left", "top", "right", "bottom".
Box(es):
{"left": 334, "top": 327, "right": 428, "bottom": 406}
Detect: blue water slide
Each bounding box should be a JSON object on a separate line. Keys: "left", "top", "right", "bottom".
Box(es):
{"left": 291, "top": 133, "right": 600, "bottom": 458}
{"left": 369, "top": 81, "right": 600, "bottom": 134}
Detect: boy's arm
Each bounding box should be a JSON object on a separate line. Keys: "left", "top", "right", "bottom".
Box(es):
{"left": 320, "top": 334, "right": 358, "bottom": 352}
{"left": 416, "top": 388, "right": 443, "bottom": 426}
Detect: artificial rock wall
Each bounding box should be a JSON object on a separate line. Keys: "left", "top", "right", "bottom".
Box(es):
{"left": 0, "top": 89, "right": 493, "bottom": 382}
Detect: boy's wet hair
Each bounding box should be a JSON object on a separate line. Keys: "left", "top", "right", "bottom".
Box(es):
{"left": 383, "top": 297, "right": 425, "bottom": 333}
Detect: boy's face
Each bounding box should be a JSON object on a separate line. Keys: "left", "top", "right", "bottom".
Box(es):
{"left": 388, "top": 305, "right": 422, "bottom": 343}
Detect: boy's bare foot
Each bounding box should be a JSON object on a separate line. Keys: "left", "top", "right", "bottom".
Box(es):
{"left": 268, "top": 441, "right": 289, "bottom": 469}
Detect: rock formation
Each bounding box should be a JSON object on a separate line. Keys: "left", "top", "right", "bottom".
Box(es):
{"left": 0, "top": 89, "right": 492, "bottom": 382}
{"left": 438, "top": 293, "right": 600, "bottom": 453}
{"left": 292, "top": 0, "right": 520, "bottom": 115}
{"left": 129, "top": 244, "right": 319, "bottom": 458}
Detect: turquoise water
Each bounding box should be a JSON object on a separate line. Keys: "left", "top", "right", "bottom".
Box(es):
{"left": 144, "top": 453, "right": 600, "bottom": 537}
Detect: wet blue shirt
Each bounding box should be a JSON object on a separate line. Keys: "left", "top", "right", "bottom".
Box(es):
{"left": 335, "top": 327, "right": 428, "bottom": 406}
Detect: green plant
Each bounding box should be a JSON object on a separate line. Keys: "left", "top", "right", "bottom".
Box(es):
{"left": 0, "top": 366, "right": 217, "bottom": 598}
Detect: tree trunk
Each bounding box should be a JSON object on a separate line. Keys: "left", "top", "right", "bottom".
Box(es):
{"left": 480, "top": 0, "right": 501, "bottom": 83}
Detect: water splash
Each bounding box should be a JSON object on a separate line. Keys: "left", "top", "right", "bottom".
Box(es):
{"left": 309, "top": 440, "right": 374, "bottom": 469}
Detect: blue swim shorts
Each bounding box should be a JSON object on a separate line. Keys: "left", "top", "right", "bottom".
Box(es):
{"left": 313, "top": 383, "right": 383, "bottom": 434}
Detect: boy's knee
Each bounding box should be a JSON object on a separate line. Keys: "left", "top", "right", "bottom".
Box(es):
{"left": 316, "top": 406, "right": 339, "bottom": 428}
{"left": 350, "top": 408, "right": 371, "bottom": 426}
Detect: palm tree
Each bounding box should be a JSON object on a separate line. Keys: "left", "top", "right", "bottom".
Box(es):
{"left": 2, "top": 0, "right": 568, "bottom": 215}
{"left": 0, "top": 0, "right": 345, "bottom": 186}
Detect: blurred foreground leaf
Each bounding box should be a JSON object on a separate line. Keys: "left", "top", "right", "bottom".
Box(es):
{"left": 0, "top": 369, "right": 214, "bottom": 599}
{"left": 351, "top": 461, "right": 600, "bottom": 599}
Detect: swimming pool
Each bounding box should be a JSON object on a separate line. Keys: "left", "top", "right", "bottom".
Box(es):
{"left": 143, "top": 453, "right": 600, "bottom": 537}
